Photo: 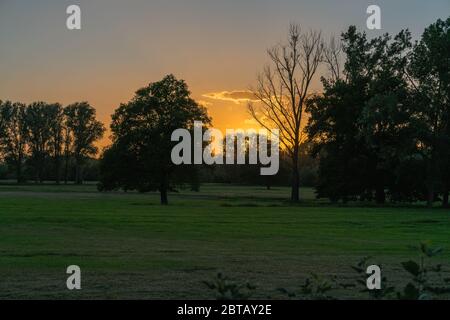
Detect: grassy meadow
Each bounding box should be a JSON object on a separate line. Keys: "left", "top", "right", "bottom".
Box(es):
{"left": 0, "top": 183, "right": 449, "bottom": 299}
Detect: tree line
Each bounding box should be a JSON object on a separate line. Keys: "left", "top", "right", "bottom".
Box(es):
{"left": 305, "top": 19, "right": 450, "bottom": 207}
{"left": 1, "top": 17, "right": 448, "bottom": 207}
{"left": 0, "top": 101, "right": 105, "bottom": 184}
{"left": 97, "top": 75, "right": 317, "bottom": 204}
{"left": 248, "top": 18, "right": 449, "bottom": 207}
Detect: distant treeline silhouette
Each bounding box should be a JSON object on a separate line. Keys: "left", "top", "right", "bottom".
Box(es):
{"left": 305, "top": 20, "right": 450, "bottom": 207}
{"left": 1, "top": 18, "right": 448, "bottom": 207}
{"left": 0, "top": 101, "right": 105, "bottom": 184}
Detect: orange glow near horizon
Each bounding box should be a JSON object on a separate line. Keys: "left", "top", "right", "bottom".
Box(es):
{"left": 1, "top": 1, "right": 448, "bottom": 153}
{"left": 97, "top": 88, "right": 264, "bottom": 150}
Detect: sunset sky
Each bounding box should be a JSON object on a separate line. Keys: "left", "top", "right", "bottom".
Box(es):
{"left": 1, "top": 0, "right": 449, "bottom": 147}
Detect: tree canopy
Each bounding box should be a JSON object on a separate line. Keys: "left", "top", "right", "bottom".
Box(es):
{"left": 306, "top": 19, "right": 450, "bottom": 207}
{"left": 98, "top": 74, "right": 211, "bottom": 204}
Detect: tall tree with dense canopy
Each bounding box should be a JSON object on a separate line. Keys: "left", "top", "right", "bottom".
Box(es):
{"left": 99, "top": 74, "right": 210, "bottom": 205}
{"left": 25, "top": 102, "right": 57, "bottom": 183}
{"left": 48, "top": 103, "right": 64, "bottom": 184}
{"left": 306, "top": 26, "right": 418, "bottom": 203}
{"left": 0, "top": 101, "right": 28, "bottom": 183}
{"left": 62, "top": 115, "right": 72, "bottom": 185}
{"left": 64, "top": 102, "right": 105, "bottom": 184}
{"left": 407, "top": 17, "right": 450, "bottom": 207}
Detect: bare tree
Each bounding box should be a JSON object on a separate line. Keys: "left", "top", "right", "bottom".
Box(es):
{"left": 323, "top": 36, "right": 344, "bottom": 83}
{"left": 248, "top": 24, "right": 324, "bottom": 201}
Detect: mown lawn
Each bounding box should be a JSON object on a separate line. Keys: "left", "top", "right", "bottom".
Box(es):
{"left": 0, "top": 183, "right": 449, "bottom": 299}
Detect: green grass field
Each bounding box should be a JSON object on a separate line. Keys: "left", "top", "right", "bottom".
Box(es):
{"left": 0, "top": 183, "right": 449, "bottom": 299}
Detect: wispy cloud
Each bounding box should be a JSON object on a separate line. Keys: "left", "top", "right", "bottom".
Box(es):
{"left": 197, "top": 100, "right": 213, "bottom": 107}
{"left": 202, "top": 90, "right": 259, "bottom": 104}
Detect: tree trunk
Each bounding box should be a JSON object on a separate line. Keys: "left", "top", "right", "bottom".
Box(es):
{"left": 38, "top": 157, "right": 44, "bottom": 184}
{"left": 64, "top": 154, "right": 69, "bottom": 184}
{"left": 75, "top": 158, "right": 83, "bottom": 185}
{"left": 375, "top": 185, "right": 386, "bottom": 204}
{"left": 160, "top": 187, "right": 168, "bottom": 205}
{"left": 266, "top": 177, "right": 271, "bottom": 190}
{"left": 160, "top": 172, "right": 169, "bottom": 205}
{"left": 55, "top": 156, "right": 61, "bottom": 185}
{"left": 290, "top": 145, "right": 300, "bottom": 202}
{"left": 16, "top": 157, "right": 23, "bottom": 184}
{"left": 443, "top": 187, "right": 449, "bottom": 208}
{"left": 427, "top": 186, "right": 434, "bottom": 208}
{"left": 426, "top": 157, "right": 436, "bottom": 208}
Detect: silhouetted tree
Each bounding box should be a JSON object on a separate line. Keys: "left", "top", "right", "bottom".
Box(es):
{"left": 248, "top": 24, "right": 324, "bottom": 202}
{"left": 64, "top": 102, "right": 105, "bottom": 184}
{"left": 0, "top": 101, "right": 28, "bottom": 183}
{"left": 407, "top": 17, "right": 450, "bottom": 207}
{"left": 25, "top": 102, "right": 55, "bottom": 183}
{"left": 99, "top": 74, "right": 210, "bottom": 205}
{"left": 217, "top": 133, "right": 294, "bottom": 189}
{"left": 63, "top": 116, "right": 72, "bottom": 184}
{"left": 48, "top": 103, "right": 64, "bottom": 184}
{"left": 306, "top": 26, "right": 417, "bottom": 203}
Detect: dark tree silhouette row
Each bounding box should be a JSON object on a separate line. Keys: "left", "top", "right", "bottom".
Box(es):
{"left": 1, "top": 18, "right": 448, "bottom": 207}
{"left": 247, "top": 18, "right": 450, "bottom": 207}
{"left": 0, "top": 101, "right": 105, "bottom": 184}
{"left": 306, "top": 19, "right": 450, "bottom": 207}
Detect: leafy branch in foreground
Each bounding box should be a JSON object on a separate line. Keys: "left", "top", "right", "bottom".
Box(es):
{"left": 233, "top": 242, "right": 450, "bottom": 300}
{"left": 348, "top": 242, "right": 450, "bottom": 300}
{"left": 203, "top": 273, "right": 256, "bottom": 300}
{"left": 397, "top": 242, "right": 450, "bottom": 300}
{"left": 350, "top": 256, "right": 395, "bottom": 299}
{"left": 278, "top": 273, "right": 337, "bottom": 300}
